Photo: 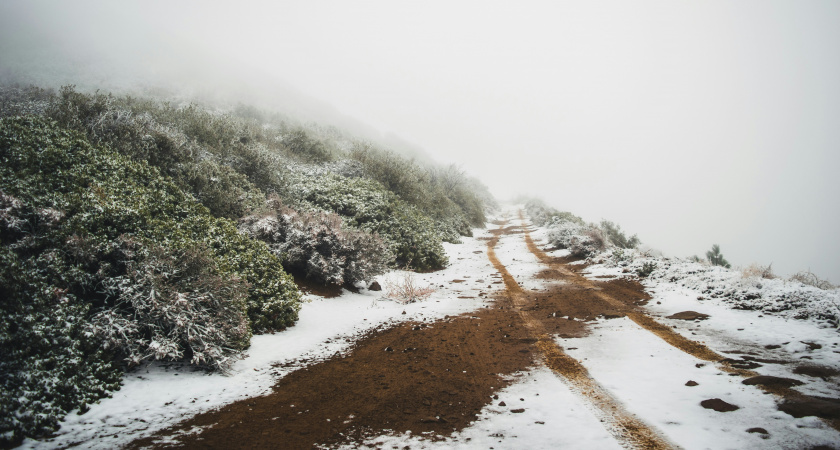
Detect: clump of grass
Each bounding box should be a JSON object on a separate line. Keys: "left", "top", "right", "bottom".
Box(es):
{"left": 790, "top": 270, "right": 835, "bottom": 290}
{"left": 383, "top": 272, "right": 435, "bottom": 304}
{"left": 741, "top": 263, "right": 776, "bottom": 280}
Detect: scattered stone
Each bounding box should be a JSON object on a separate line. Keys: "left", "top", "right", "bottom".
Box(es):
{"left": 498, "top": 401, "right": 506, "bottom": 407}
{"left": 511, "top": 408, "right": 525, "bottom": 413}
{"left": 778, "top": 396, "right": 840, "bottom": 419}
{"left": 667, "top": 311, "right": 710, "bottom": 321}
{"left": 764, "top": 344, "right": 781, "bottom": 350}
{"left": 384, "top": 347, "right": 393, "bottom": 352}
{"left": 422, "top": 399, "right": 431, "bottom": 406}
{"left": 368, "top": 281, "right": 382, "bottom": 291}
{"left": 535, "top": 421, "right": 545, "bottom": 425}
{"left": 685, "top": 380, "right": 699, "bottom": 387}
{"left": 742, "top": 375, "right": 804, "bottom": 388}
{"left": 401, "top": 311, "right": 406, "bottom": 315}
{"left": 746, "top": 427, "right": 769, "bottom": 435}
{"left": 701, "top": 398, "right": 740, "bottom": 412}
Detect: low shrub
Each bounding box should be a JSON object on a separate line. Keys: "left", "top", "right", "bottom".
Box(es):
{"left": 383, "top": 272, "right": 435, "bottom": 304}
{"left": 637, "top": 261, "right": 658, "bottom": 278}
{"left": 600, "top": 220, "right": 640, "bottom": 249}
{"left": 789, "top": 270, "right": 835, "bottom": 290}
{"left": 240, "top": 197, "right": 392, "bottom": 286}
{"left": 289, "top": 173, "right": 448, "bottom": 271}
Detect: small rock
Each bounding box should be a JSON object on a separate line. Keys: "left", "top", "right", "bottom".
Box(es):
{"left": 422, "top": 399, "right": 431, "bottom": 406}
{"left": 764, "top": 344, "right": 782, "bottom": 350}
{"left": 701, "top": 398, "right": 740, "bottom": 412}
{"left": 498, "top": 401, "right": 506, "bottom": 407}
{"left": 384, "top": 346, "right": 393, "bottom": 352}
{"left": 685, "top": 380, "right": 699, "bottom": 387}
{"left": 746, "top": 427, "right": 769, "bottom": 435}
{"left": 401, "top": 310, "right": 406, "bottom": 315}
{"left": 511, "top": 408, "right": 525, "bottom": 413}
{"left": 535, "top": 421, "right": 545, "bottom": 425}
{"left": 368, "top": 281, "right": 382, "bottom": 291}
{"left": 667, "top": 311, "right": 710, "bottom": 321}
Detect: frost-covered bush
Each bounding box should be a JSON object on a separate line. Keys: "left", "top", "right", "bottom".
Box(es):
{"left": 600, "top": 220, "right": 640, "bottom": 249}
{"left": 289, "top": 173, "right": 448, "bottom": 271}
{"left": 0, "top": 116, "right": 301, "bottom": 443}
{"left": 524, "top": 199, "right": 584, "bottom": 227}
{"left": 89, "top": 244, "right": 251, "bottom": 372}
{"left": 240, "top": 197, "right": 392, "bottom": 285}
{"left": 789, "top": 270, "right": 835, "bottom": 290}
{"left": 590, "top": 250, "right": 840, "bottom": 326}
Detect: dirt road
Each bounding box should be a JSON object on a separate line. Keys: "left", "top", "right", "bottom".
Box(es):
{"left": 128, "top": 212, "right": 839, "bottom": 449}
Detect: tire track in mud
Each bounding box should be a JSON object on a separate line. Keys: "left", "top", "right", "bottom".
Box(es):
{"left": 516, "top": 210, "right": 840, "bottom": 433}
{"left": 486, "top": 221, "right": 674, "bottom": 450}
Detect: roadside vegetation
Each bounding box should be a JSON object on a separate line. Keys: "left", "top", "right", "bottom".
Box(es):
{"left": 525, "top": 198, "right": 840, "bottom": 327}
{"left": 0, "top": 84, "right": 493, "bottom": 445}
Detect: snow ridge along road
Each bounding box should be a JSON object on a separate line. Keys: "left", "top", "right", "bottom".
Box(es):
{"left": 486, "top": 216, "right": 674, "bottom": 449}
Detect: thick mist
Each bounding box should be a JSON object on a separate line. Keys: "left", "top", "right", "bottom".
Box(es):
{"left": 2, "top": 0, "right": 839, "bottom": 282}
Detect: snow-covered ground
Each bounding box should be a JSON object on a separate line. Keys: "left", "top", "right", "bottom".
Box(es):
{"left": 26, "top": 205, "right": 840, "bottom": 449}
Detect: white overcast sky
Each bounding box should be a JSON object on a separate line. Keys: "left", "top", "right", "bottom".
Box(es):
{"left": 1, "top": 0, "right": 839, "bottom": 282}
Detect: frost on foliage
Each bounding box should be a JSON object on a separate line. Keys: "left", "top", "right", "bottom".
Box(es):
{"left": 239, "top": 196, "right": 392, "bottom": 286}
{"left": 88, "top": 245, "right": 251, "bottom": 372}
{"left": 593, "top": 248, "right": 840, "bottom": 326}
{"left": 286, "top": 172, "right": 448, "bottom": 271}
{"left": 0, "top": 116, "right": 301, "bottom": 445}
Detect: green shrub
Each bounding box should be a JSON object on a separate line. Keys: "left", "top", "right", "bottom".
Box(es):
{"left": 0, "top": 116, "right": 301, "bottom": 443}
{"left": 706, "top": 244, "right": 731, "bottom": 268}
{"left": 600, "top": 220, "right": 640, "bottom": 249}
{"left": 290, "top": 173, "right": 448, "bottom": 271}
{"left": 637, "top": 262, "right": 658, "bottom": 278}
{"left": 240, "top": 197, "right": 392, "bottom": 285}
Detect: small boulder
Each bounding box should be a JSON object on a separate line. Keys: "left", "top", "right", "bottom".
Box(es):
{"left": 701, "top": 398, "right": 740, "bottom": 412}
{"left": 667, "top": 311, "right": 710, "bottom": 321}
{"left": 368, "top": 281, "right": 382, "bottom": 291}
{"left": 685, "top": 380, "right": 699, "bottom": 387}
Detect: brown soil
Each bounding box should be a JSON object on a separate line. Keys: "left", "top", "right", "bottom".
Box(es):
{"left": 130, "top": 303, "right": 537, "bottom": 449}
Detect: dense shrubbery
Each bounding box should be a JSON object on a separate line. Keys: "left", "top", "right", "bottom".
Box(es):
{"left": 0, "top": 116, "right": 300, "bottom": 444}
{"left": 289, "top": 173, "right": 448, "bottom": 271}
{"left": 0, "top": 83, "right": 496, "bottom": 443}
{"left": 240, "top": 196, "right": 392, "bottom": 285}
{"left": 350, "top": 144, "right": 490, "bottom": 240}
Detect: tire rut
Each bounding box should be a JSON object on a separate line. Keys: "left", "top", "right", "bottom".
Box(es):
{"left": 516, "top": 210, "right": 840, "bottom": 433}
{"left": 486, "top": 220, "right": 674, "bottom": 450}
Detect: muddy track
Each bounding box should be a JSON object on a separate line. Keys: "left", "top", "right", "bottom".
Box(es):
{"left": 486, "top": 221, "right": 674, "bottom": 450}
{"left": 515, "top": 210, "right": 840, "bottom": 432}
